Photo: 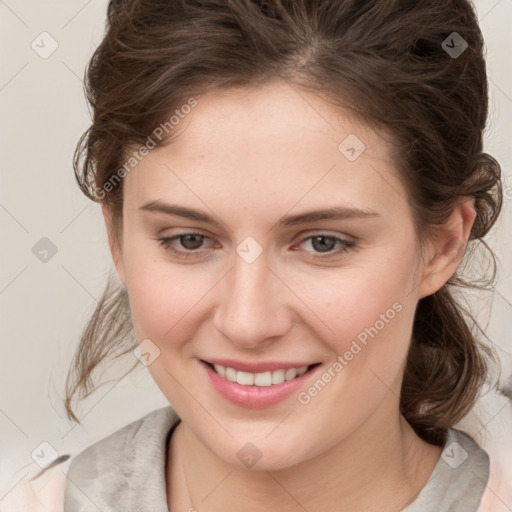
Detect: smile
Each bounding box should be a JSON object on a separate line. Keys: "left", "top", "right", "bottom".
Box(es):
{"left": 207, "top": 362, "right": 312, "bottom": 386}
{"left": 200, "top": 360, "right": 322, "bottom": 408}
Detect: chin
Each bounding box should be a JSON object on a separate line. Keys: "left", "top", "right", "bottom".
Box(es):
{"left": 208, "top": 434, "right": 314, "bottom": 472}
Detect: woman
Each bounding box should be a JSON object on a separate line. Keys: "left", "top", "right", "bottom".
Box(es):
{"left": 9, "top": 0, "right": 512, "bottom": 510}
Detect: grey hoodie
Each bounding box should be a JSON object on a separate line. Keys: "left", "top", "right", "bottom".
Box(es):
{"left": 62, "top": 406, "right": 490, "bottom": 512}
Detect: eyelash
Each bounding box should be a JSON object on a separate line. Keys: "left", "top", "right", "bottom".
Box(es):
{"left": 154, "top": 232, "right": 356, "bottom": 260}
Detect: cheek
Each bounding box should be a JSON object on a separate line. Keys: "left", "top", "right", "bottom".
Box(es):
{"left": 288, "top": 247, "right": 419, "bottom": 393}
{"left": 123, "top": 242, "right": 215, "bottom": 343}
{"left": 293, "top": 251, "right": 418, "bottom": 345}
{"left": 124, "top": 226, "right": 420, "bottom": 361}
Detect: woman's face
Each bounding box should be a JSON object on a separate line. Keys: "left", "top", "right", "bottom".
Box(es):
{"left": 109, "top": 80, "right": 435, "bottom": 470}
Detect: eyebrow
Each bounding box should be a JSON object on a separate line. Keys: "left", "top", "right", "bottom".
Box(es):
{"left": 139, "top": 200, "right": 380, "bottom": 229}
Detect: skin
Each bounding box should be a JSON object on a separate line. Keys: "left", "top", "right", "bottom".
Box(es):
{"left": 102, "top": 80, "right": 476, "bottom": 511}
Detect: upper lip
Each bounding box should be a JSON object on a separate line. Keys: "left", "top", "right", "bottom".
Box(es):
{"left": 202, "top": 358, "right": 319, "bottom": 373}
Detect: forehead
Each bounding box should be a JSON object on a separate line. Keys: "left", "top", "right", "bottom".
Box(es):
{"left": 166, "top": 81, "right": 387, "bottom": 161}
{"left": 123, "top": 80, "right": 409, "bottom": 221}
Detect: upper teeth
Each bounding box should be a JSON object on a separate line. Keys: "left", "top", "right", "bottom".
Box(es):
{"left": 213, "top": 364, "right": 309, "bottom": 387}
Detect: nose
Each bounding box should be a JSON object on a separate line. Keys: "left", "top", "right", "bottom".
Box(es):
{"left": 212, "top": 250, "right": 292, "bottom": 350}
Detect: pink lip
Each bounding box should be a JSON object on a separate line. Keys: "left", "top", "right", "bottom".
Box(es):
{"left": 203, "top": 358, "right": 317, "bottom": 373}
{"left": 200, "top": 360, "right": 322, "bottom": 409}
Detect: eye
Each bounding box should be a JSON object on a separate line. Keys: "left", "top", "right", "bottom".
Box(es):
{"left": 154, "top": 231, "right": 356, "bottom": 260}
{"left": 294, "top": 233, "right": 356, "bottom": 259}
{"left": 155, "top": 232, "right": 213, "bottom": 258}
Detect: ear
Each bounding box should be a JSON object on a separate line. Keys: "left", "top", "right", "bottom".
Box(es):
{"left": 101, "top": 202, "right": 126, "bottom": 286}
{"left": 416, "top": 198, "right": 476, "bottom": 299}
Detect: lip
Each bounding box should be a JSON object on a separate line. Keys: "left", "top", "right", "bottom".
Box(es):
{"left": 202, "top": 358, "right": 318, "bottom": 373}
{"left": 200, "top": 360, "right": 322, "bottom": 409}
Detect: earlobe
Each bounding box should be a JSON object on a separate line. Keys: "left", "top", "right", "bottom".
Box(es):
{"left": 416, "top": 198, "right": 476, "bottom": 299}
{"left": 101, "top": 202, "right": 126, "bottom": 286}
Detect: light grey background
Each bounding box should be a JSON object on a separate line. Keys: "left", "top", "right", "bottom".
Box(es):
{"left": 0, "top": 0, "right": 511, "bottom": 493}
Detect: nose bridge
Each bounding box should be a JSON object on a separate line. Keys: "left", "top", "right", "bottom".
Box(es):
{"left": 213, "top": 248, "right": 288, "bottom": 347}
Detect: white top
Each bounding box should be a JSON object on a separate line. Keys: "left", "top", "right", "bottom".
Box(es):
{"left": 2, "top": 405, "right": 509, "bottom": 512}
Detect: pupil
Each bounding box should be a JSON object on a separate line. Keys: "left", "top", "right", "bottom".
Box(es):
{"left": 182, "top": 234, "right": 203, "bottom": 250}
{"left": 312, "top": 236, "right": 335, "bottom": 253}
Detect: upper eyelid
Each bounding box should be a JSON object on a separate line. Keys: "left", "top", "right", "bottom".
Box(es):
{"left": 158, "top": 227, "right": 355, "bottom": 240}
{"left": 160, "top": 230, "right": 352, "bottom": 241}
{"left": 156, "top": 232, "right": 356, "bottom": 263}
{"left": 160, "top": 231, "right": 354, "bottom": 249}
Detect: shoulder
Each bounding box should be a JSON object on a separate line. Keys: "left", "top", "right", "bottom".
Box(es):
{"left": 67, "top": 405, "right": 179, "bottom": 475}
{"left": 433, "top": 426, "right": 512, "bottom": 512}
{"left": 458, "top": 392, "right": 512, "bottom": 512}
{"left": 64, "top": 405, "right": 180, "bottom": 511}
{"left": 446, "top": 427, "right": 489, "bottom": 472}
{"left": 0, "top": 406, "right": 179, "bottom": 512}
{"left": 444, "top": 427, "right": 490, "bottom": 502}
{"left": 0, "top": 455, "right": 72, "bottom": 512}
{"left": 477, "top": 443, "right": 512, "bottom": 512}
{"left": 477, "top": 455, "right": 512, "bottom": 511}
{"left": 404, "top": 426, "right": 490, "bottom": 512}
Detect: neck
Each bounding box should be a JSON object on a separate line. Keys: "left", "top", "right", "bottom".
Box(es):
{"left": 167, "top": 397, "right": 442, "bottom": 512}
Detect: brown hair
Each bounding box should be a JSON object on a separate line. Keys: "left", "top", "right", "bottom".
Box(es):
{"left": 65, "top": 0, "right": 503, "bottom": 446}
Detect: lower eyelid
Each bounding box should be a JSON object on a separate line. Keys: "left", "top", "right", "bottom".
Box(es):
{"left": 156, "top": 233, "right": 355, "bottom": 256}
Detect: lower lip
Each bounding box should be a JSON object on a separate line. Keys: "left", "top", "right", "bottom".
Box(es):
{"left": 200, "top": 360, "right": 321, "bottom": 409}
